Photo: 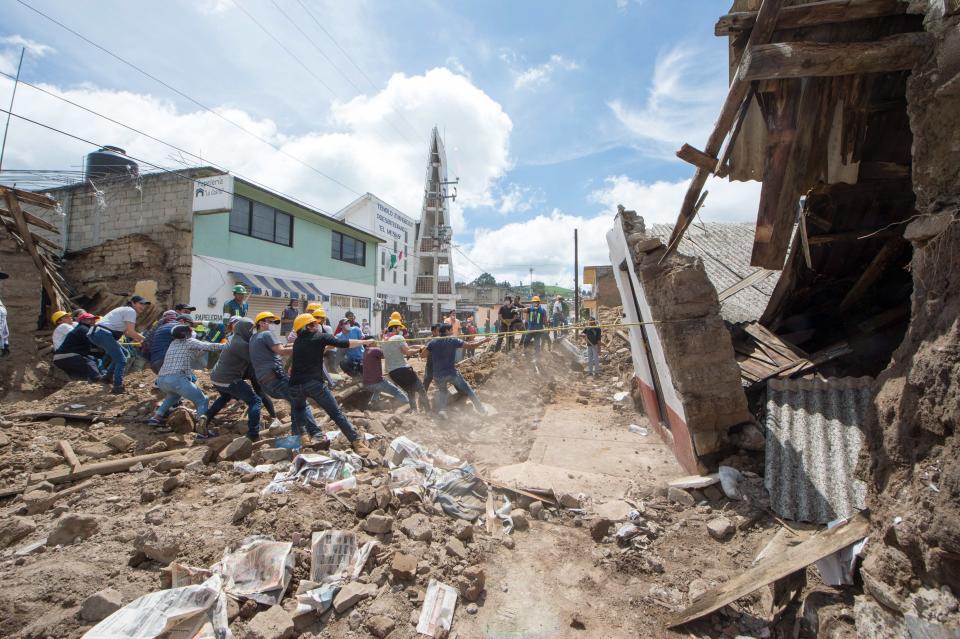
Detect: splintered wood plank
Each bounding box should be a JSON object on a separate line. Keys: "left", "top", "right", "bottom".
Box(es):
{"left": 742, "top": 33, "right": 934, "bottom": 81}
{"left": 667, "top": 513, "right": 869, "bottom": 627}
{"left": 839, "top": 237, "right": 905, "bottom": 311}
{"left": 715, "top": 0, "right": 908, "bottom": 36}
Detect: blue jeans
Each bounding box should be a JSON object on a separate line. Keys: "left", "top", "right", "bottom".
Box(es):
{"left": 89, "top": 329, "right": 127, "bottom": 387}
{"left": 364, "top": 379, "right": 409, "bottom": 405}
{"left": 157, "top": 373, "right": 209, "bottom": 417}
{"left": 340, "top": 357, "right": 362, "bottom": 378}
{"left": 209, "top": 380, "right": 262, "bottom": 438}
{"left": 262, "top": 377, "right": 321, "bottom": 438}
{"left": 288, "top": 379, "right": 358, "bottom": 442}
{"left": 586, "top": 343, "right": 600, "bottom": 375}
{"left": 434, "top": 373, "right": 483, "bottom": 412}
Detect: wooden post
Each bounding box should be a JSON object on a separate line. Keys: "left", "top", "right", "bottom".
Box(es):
{"left": 58, "top": 440, "right": 82, "bottom": 474}
{"left": 839, "top": 238, "right": 904, "bottom": 311}
{"left": 664, "top": 0, "right": 785, "bottom": 260}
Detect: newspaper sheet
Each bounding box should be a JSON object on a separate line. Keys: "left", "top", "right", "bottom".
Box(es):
{"left": 416, "top": 579, "right": 458, "bottom": 637}
{"left": 217, "top": 537, "right": 293, "bottom": 605}
{"left": 310, "top": 530, "right": 357, "bottom": 582}
{"left": 82, "top": 575, "right": 228, "bottom": 639}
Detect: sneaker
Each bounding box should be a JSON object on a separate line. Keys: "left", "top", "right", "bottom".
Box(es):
{"left": 110, "top": 385, "right": 125, "bottom": 395}
{"left": 302, "top": 434, "right": 331, "bottom": 450}
{"left": 147, "top": 416, "right": 162, "bottom": 427}
{"left": 351, "top": 438, "right": 371, "bottom": 457}
{"left": 246, "top": 432, "right": 260, "bottom": 442}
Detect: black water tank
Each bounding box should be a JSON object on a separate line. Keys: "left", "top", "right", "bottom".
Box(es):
{"left": 84, "top": 146, "right": 138, "bottom": 180}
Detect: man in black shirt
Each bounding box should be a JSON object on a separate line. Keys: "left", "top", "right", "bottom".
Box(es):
{"left": 495, "top": 296, "right": 519, "bottom": 353}
{"left": 288, "top": 313, "right": 376, "bottom": 456}
{"left": 582, "top": 316, "right": 602, "bottom": 376}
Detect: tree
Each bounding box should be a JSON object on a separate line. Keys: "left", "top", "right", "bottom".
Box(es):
{"left": 471, "top": 272, "right": 497, "bottom": 286}
{"left": 497, "top": 280, "right": 511, "bottom": 288}
{"left": 531, "top": 280, "right": 546, "bottom": 296}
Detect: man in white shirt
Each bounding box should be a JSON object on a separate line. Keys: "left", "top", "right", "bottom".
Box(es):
{"left": 51, "top": 310, "right": 75, "bottom": 350}
{"left": 0, "top": 271, "right": 8, "bottom": 357}
{"left": 90, "top": 295, "right": 150, "bottom": 393}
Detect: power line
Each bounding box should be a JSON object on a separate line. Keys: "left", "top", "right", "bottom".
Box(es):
{"left": 0, "top": 69, "right": 342, "bottom": 215}
{"left": 294, "top": 0, "right": 422, "bottom": 138}
{"left": 14, "top": 0, "right": 362, "bottom": 197}
{"left": 268, "top": 0, "right": 416, "bottom": 146}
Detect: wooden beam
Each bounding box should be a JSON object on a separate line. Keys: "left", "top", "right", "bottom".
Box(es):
{"left": 668, "top": 514, "right": 869, "bottom": 627}
{"left": 858, "top": 305, "right": 909, "bottom": 333}
{"left": 58, "top": 440, "right": 82, "bottom": 474}
{"left": 859, "top": 161, "right": 911, "bottom": 180}
{"left": 5, "top": 186, "right": 58, "bottom": 208}
{"left": 742, "top": 33, "right": 933, "bottom": 82}
{"left": 26, "top": 449, "right": 186, "bottom": 486}
{"left": 676, "top": 144, "right": 727, "bottom": 177}
{"left": 664, "top": 0, "right": 787, "bottom": 260}
{"left": 717, "top": 269, "right": 775, "bottom": 302}
{"left": 0, "top": 206, "right": 60, "bottom": 233}
{"left": 3, "top": 190, "right": 66, "bottom": 308}
{"left": 806, "top": 228, "right": 898, "bottom": 245}
{"left": 715, "top": 0, "right": 908, "bottom": 36}
{"left": 839, "top": 238, "right": 904, "bottom": 311}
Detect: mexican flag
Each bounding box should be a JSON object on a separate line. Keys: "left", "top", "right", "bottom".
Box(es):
{"left": 389, "top": 249, "right": 404, "bottom": 269}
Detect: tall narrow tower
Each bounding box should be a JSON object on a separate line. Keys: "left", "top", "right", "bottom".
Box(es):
{"left": 411, "top": 127, "right": 457, "bottom": 324}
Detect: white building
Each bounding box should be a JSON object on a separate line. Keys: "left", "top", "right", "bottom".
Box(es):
{"left": 335, "top": 193, "right": 416, "bottom": 331}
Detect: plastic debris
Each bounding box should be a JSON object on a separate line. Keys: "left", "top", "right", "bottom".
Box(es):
{"left": 628, "top": 424, "right": 649, "bottom": 436}
{"left": 718, "top": 465, "right": 744, "bottom": 500}
{"left": 417, "top": 579, "right": 458, "bottom": 637}
{"left": 495, "top": 496, "right": 514, "bottom": 534}
{"left": 815, "top": 517, "right": 869, "bottom": 585}
{"left": 612, "top": 391, "right": 629, "bottom": 402}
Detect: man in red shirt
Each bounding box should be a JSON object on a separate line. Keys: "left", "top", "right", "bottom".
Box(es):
{"left": 362, "top": 345, "right": 409, "bottom": 407}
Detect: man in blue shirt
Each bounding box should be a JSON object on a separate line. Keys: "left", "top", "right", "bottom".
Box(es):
{"left": 526, "top": 295, "right": 549, "bottom": 352}
{"left": 222, "top": 285, "right": 249, "bottom": 318}
{"left": 425, "top": 324, "right": 488, "bottom": 415}
{"left": 340, "top": 320, "right": 365, "bottom": 377}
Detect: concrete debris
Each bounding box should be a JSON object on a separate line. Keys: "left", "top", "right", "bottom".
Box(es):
{"left": 0, "top": 515, "right": 36, "bottom": 548}
{"left": 219, "top": 436, "right": 253, "bottom": 462}
{"left": 667, "top": 486, "right": 696, "bottom": 507}
{"left": 445, "top": 537, "right": 468, "bottom": 560}
{"left": 458, "top": 565, "right": 486, "bottom": 602}
{"left": 668, "top": 474, "right": 720, "bottom": 490}
{"left": 391, "top": 552, "right": 418, "bottom": 581}
{"left": 46, "top": 513, "right": 99, "bottom": 546}
{"left": 401, "top": 513, "right": 434, "bottom": 542}
{"left": 362, "top": 512, "right": 394, "bottom": 534}
{"left": 105, "top": 433, "right": 135, "bottom": 452}
{"left": 509, "top": 509, "right": 530, "bottom": 532}
{"left": 365, "top": 614, "right": 397, "bottom": 638}
{"left": 231, "top": 493, "right": 259, "bottom": 524}
{"left": 246, "top": 605, "right": 295, "bottom": 639}
{"left": 332, "top": 581, "right": 377, "bottom": 613}
{"left": 80, "top": 588, "right": 123, "bottom": 622}
{"left": 706, "top": 516, "right": 735, "bottom": 541}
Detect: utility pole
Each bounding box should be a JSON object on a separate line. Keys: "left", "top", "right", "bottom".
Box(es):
{"left": 529, "top": 267, "right": 534, "bottom": 298}
{"left": 0, "top": 48, "right": 25, "bottom": 174}
{"left": 574, "top": 228, "right": 580, "bottom": 324}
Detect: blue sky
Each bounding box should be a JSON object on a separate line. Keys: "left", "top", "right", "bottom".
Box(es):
{"left": 0, "top": 0, "right": 760, "bottom": 287}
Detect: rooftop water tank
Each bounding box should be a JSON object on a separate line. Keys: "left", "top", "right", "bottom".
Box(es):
{"left": 84, "top": 146, "right": 138, "bottom": 181}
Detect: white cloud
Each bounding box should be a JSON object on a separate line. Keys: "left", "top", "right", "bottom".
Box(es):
{"left": 513, "top": 54, "right": 580, "bottom": 90}
{"left": 608, "top": 43, "right": 727, "bottom": 156}
{"left": 616, "top": 0, "right": 647, "bottom": 12}
{"left": 195, "top": 0, "right": 233, "bottom": 15}
{"left": 589, "top": 174, "right": 761, "bottom": 223}
{"left": 496, "top": 182, "right": 542, "bottom": 215}
{"left": 0, "top": 67, "right": 512, "bottom": 232}
{"left": 0, "top": 35, "right": 56, "bottom": 75}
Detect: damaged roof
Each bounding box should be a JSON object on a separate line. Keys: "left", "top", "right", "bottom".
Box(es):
{"left": 649, "top": 222, "right": 780, "bottom": 323}
{"left": 764, "top": 376, "right": 871, "bottom": 524}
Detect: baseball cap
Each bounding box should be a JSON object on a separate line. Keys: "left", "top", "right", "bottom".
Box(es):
{"left": 130, "top": 295, "right": 151, "bottom": 305}
{"left": 226, "top": 316, "right": 243, "bottom": 325}
{"left": 77, "top": 312, "right": 97, "bottom": 321}
{"left": 174, "top": 303, "right": 196, "bottom": 311}
{"left": 175, "top": 313, "right": 195, "bottom": 323}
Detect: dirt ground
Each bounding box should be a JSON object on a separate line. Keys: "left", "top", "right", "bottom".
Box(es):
{"left": 0, "top": 340, "right": 841, "bottom": 639}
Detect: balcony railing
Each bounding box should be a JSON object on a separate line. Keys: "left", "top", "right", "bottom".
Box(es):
{"left": 415, "top": 276, "right": 451, "bottom": 295}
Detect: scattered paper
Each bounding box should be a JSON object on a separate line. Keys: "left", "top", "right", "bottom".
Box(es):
{"left": 310, "top": 531, "right": 357, "bottom": 582}
{"left": 417, "top": 579, "right": 458, "bottom": 637}
{"left": 216, "top": 537, "right": 293, "bottom": 606}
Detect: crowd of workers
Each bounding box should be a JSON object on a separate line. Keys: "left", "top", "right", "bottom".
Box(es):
{"left": 32, "top": 283, "right": 602, "bottom": 451}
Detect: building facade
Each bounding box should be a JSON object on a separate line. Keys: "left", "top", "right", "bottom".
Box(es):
{"left": 40, "top": 165, "right": 381, "bottom": 334}
{"left": 335, "top": 193, "right": 416, "bottom": 330}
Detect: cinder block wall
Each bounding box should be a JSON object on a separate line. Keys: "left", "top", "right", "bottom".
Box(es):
{"left": 38, "top": 171, "right": 202, "bottom": 305}
{"left": 627, "top": 217, "right": 751, "bottom": 456}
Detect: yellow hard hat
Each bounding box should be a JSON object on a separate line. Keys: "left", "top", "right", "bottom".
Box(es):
{"left": 532, "top": 295, "right": 541, "bottom": 303}
{"left": 306, "top": 302, "right": 323, "bottom": 313}
{"left": 51, "top": 310, "right": 70, "bottom": 324}
{"left": 254, "top": 311, "right": 280, "bottom": 324}
{"left": 387, "top": 318, "right": 404, "bottom": 328}
{"left": 389, "top": 311, "right": 402, "bottom": 321}
{"left": 312, "top": 308, "right": 327, "bottom": 319}
{"left": 293, "top": 313, "right": 317, "bottom": 333}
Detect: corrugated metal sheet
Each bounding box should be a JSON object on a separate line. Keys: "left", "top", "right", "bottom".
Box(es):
{"left": 649, "top": 223, "right": 780, "bottom": 323}
{"left": 764, "top": 377, "right": 872, "bottom": 524}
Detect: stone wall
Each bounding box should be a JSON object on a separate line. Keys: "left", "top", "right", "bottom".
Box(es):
{"left": 623, "top": 211, "right": 751, "bottom": 457}
{"left": 39, "top": 170, "right": 209, "bottom": 306}
{"left": 858, "top": 4, "right": 960, "bottom": 634}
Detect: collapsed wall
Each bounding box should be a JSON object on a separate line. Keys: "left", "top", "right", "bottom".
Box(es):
{"left": 615, "top": 210, "right": 751, "bottom": 469}
{"left": 0, "top": 235, "right": 51, "bottom": 398}
{"left": 859, "top": 3, "right": 960, "bottom": 632}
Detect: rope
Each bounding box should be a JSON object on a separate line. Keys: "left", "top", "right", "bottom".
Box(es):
{"left": 372, "top": 319, "right": 688, "bottom": 345}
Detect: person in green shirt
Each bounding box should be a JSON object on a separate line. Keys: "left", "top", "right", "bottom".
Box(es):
{"left": 223, "top": 285, "right": 249, "bottom": 318}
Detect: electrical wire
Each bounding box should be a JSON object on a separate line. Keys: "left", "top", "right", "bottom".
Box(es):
{"left": 0, "top": 69, "right": 344, "bottom": 215}
{"left": 14, "top": 0, "right": 362, "bottom": 197}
